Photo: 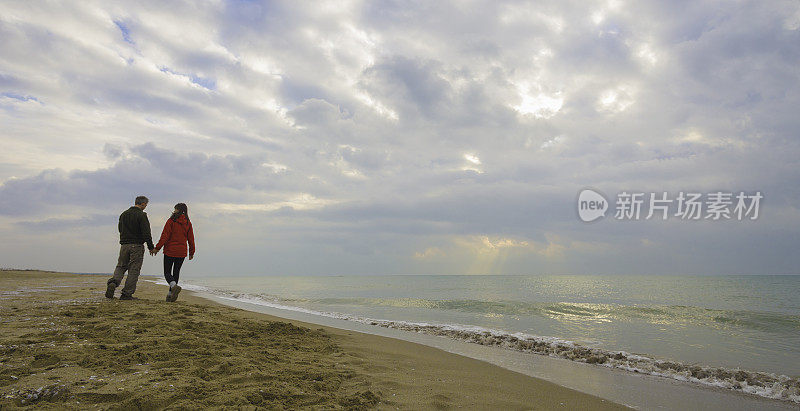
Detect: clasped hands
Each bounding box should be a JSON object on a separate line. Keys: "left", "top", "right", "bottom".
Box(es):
{"left": 149, "top": 249, "right": 193, "bottom": 260}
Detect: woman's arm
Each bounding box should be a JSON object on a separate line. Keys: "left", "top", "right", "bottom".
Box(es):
{"left": 154, "top": 219, "right": 172, "bottom": 251}
{"left": 187, "top": 222, "right": 195, "bottom": 259}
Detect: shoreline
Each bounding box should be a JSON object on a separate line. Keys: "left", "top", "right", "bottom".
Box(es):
{"left": 0, "top": 270, "right": 627, "bottom": 409}
{"left": 191, "top": 284, "right": 798, "bottom": 411}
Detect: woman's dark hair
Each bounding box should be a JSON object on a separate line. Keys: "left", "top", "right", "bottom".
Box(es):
{"left": 171, "top": 203, "right": 189, "bottom": 222}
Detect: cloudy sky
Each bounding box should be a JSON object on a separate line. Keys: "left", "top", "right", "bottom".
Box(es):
{"left": 1, "top": 0, "right": 799, "bottom": 276}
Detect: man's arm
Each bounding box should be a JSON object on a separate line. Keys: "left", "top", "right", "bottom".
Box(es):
{"left": 141, "top": 213, "right": 154, "bottom": 250}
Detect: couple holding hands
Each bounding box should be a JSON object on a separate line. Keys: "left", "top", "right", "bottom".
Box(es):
{"left": 106, "top": 196, "right": 195, "bottom": 302}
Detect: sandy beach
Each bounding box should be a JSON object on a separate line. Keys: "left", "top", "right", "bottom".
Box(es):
{"left": 0, "top": 270, "right": 626, "bottom": 409}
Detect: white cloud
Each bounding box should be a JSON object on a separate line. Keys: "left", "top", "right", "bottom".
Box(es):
{"left": 210, "top": 194, "right": 338, "bottom": 213}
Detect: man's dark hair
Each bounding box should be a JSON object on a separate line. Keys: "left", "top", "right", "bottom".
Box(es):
{"left": 135, "top": 196, "right": 149, "bottom": 205}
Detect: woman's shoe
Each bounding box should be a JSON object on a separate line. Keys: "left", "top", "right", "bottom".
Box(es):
{"left": 169, "top": 285, "right": 181, "bottom": 302}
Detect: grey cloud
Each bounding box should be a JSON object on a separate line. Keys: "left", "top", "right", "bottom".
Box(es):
{"left": 0, "top": 143, "right": 292, "bottom": 216}
{"left": 338, "top": 146, "right": 389, "bottom": 171}
{"left": 0, "top": 72, "right": 22, "bottom": 90}
{"left": 362, "top": 56, "right": 453, "bottom": 119}
{"left": 103, "top": 144, "right": 124, "bottom": 159}
{"left": 1, "top": 1, "right": 799, "bottom": 275}
{"left": 288, "top": 99, "right": 350, "bottom": 126}
{"left": 279, "top": 78, "right": 335, "bottom": 108}
{"left": 16, "top": 214, "right": 116, "bottom": 231}
{"left": 305, "top": 183, "right": 570, "bottom": 237}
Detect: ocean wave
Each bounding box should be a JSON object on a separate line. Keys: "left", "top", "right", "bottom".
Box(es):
{"left": 165, "top": 281, "right": 800, "bottom": 404}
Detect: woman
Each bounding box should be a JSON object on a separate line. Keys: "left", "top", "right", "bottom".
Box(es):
{"left": 152, "top": 203, "right": 195, "bottom": 302}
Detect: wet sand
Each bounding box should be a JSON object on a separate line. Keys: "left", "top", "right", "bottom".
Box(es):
{"left": 0, "top": 270, "right": 627, "bottom": 409}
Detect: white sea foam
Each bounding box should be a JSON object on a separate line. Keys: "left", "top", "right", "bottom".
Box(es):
{"left": 147, "top": 280, "right": 800, "bottom": 403}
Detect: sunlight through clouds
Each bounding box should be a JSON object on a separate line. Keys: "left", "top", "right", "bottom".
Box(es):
{"left": 597, "top": 86, "right": 635, "bottom": 113}
{"left": 461, "top": 153, "right": 483, "bottom": 173}
{"left": 513, "top": 85, "right": 564, "bottom": 119}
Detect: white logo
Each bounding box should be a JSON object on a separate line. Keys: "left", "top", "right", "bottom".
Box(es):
{"left": 577, "top": 189, "right": 608, "bottom": 222}
{"left": 576, "top": 189, "right": 762, "bottom": 222}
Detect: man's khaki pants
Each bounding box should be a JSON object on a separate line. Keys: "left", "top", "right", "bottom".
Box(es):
{"left": 109, "top": 244, "right": 145, "bottom": 297}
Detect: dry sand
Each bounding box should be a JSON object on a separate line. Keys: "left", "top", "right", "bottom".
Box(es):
{"left": 0, "top": 270, "right": 628, "bottom": 410}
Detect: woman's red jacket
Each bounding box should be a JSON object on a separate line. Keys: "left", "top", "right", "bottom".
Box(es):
{"left": 154, "top": 214, "right": 195, "bottom": 258}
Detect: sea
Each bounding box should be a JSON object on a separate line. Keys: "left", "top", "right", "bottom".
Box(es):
{"left": 175, "top": 274, "right": 800, "bottom": 403}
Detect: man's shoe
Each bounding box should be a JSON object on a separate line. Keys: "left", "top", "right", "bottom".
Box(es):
{"left": 119, "top": 294, "right": 137, "bottom": 300}
{"left": 169, "top": 285, "right": 181, "bottom": 302}
{"left": 166, "top": 290, "right": 172, "bottom": 302}
{"left": 105, "top": 280, "right": 117, "bottom": 299}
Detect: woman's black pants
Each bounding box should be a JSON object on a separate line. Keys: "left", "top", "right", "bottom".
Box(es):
{"left": 163, "top": 256, "right": 185, "bottom": 284}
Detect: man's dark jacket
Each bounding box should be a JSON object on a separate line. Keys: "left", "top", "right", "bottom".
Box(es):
{"left": 119, "top": 206, "right": 154, "bottom": 250}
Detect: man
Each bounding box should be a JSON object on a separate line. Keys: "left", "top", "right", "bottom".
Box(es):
{"left": 106, "top": 195, "right": 155, "bottom": 300}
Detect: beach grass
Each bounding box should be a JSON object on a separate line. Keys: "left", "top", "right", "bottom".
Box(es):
{"left": 0, "top": 270, "right": 627, "bottom": 410}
